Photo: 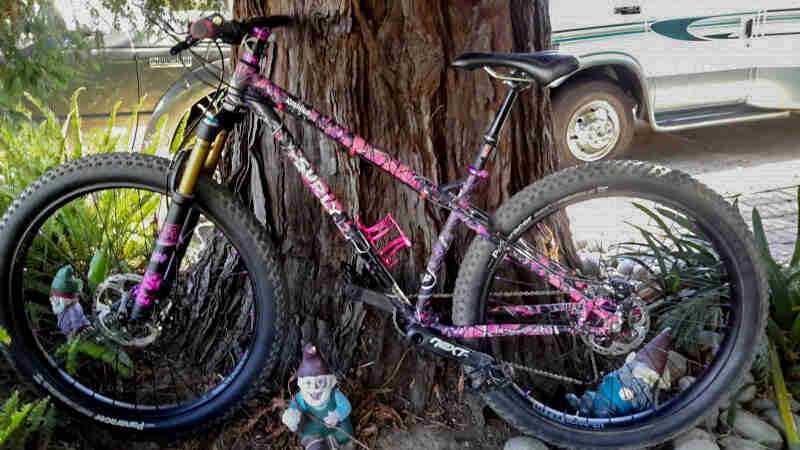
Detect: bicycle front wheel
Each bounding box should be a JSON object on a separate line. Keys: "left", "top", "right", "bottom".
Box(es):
{"left": 453, "top": 161, "right": 766, "bottom": 449}
{"left": 0, "top": 153, "right": 285, "bottom": 437}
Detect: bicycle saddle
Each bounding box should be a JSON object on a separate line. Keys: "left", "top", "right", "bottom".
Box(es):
{"left": 450, "top": 51, "right": 579, "bottom": 85}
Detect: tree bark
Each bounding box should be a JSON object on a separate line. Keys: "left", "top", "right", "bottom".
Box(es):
{"left": 213, "top": 0, "right": 563, "bottom": 413}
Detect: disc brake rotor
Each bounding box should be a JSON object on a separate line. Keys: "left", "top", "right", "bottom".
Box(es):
{"left": 94, "top": 273, "right": 160, "bottom": 347}
{"left": 582, "top": 297, "right": 650, "bottom": 356}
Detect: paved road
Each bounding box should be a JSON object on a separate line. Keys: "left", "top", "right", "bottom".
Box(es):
{"left": 628, "top": 117, "right": 800, "bottom": 262}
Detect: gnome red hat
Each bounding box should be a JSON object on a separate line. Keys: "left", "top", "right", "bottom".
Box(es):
{"left": 298, "top": 344, "right": 331, "bottom": 377}
{"left": 634, "top": 328, "right": 672, "bottom": 375}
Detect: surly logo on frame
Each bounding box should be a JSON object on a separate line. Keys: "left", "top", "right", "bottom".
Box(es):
{"left": 429, "top": 337, "right": 470, "bottom": 358}
{"left": 286, "top": 97, "right": 312, "bottom": 119}
{"left": 288, "top": 150, "right": 343, "bottom": 216}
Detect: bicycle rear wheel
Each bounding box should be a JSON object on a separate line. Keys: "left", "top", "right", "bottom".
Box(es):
{"left": 453, "top": 161, "right": 766, "bottom": 449}
{"left": 0, "top": 153, "right": 284, "bottom": 437}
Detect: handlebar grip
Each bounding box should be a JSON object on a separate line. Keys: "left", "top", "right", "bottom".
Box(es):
{"left": 190, "top": 19, "right": 216, "bottom": 39}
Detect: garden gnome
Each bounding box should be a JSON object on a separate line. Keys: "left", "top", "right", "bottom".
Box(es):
{"left": 282, "top": 344, "right": 354, "bottom": 450}
{"left": 50, "top": 265, "right": 90, "bottom": 335}
{"left": 566, "top": 328, "right": 672, "bottom": 418}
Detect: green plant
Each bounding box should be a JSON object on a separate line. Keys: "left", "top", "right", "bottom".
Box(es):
{"left": 752, "top": 188, "right": 800, "bottom": 383}
{"left": 616, "top": 203, "right": 728, "bottom": 350}
{"left": 751, "top": 186, "right": 800, "bottom": 448}
{"left": 0, "top": 392, "right": 56, "bottom": 450}
{"left": 0, "top": 327, "right": 55, "bottom": 450}
{"left": 1, "top": 89, "right": 172, "bottom": 284}
{"left": 0, "top": 89, "right": 183, "bottom": 382}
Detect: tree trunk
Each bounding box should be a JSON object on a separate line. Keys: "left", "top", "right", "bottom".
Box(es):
{"left": 206, "top": 0, "right": 565, "bottom": 413}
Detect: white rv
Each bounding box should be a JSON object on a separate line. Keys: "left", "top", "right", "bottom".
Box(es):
{"left": 142, "top": 3, "right": 800, "bottom": 164}
{"left": 549, "top": 1, "right": 800, "bottom": 164}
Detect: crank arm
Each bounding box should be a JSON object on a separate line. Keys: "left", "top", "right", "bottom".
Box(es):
{"left": 407, "top": 326, "right": 495, "bottom": 367}
{"left": 344, "top": 284, "right": 412, "bottom": 314}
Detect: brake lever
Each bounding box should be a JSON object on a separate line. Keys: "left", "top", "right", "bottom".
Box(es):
{"left": 170, "top": 38, "right": 200, "bottom": 56}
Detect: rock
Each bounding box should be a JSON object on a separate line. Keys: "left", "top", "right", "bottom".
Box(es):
{"left": 737, "top": 384, "right": 757, "bottom": 404}
{"left": 761, "top": 408, "right": 800, "bottom": 436}
{"left": 673, "top": 428, "right": 715, "bottom": 448}
{"left": 673, "top": 440, "right": 720, "bottom": 450}
{"left": 729, "top": 410, "right": 783, "bottom": 448}
{"left": 580, "top": 253, "right": 602, "bottom": 276}
{"left": 504, "top": 436, "right": 549, "bottom": 450}
{"left": 718, "top": 436, "right": 765, "bottom": 450}
{"left": 721, "top": 372, "right": 755, "bottom": 409}
{"left": 631, "top": 264, "right": 650, "bottom": 281}
{"left": 750, "top": 398, "right": 777, "bottom": 412}
{"left": 617, "top": 259, "right": 634, "bottom": 276}
{"left": 719, "top": 409, "right": 730, "bottom": 431}
{"left": 667, "top": 351, "right": 689, "bottom": 381}
{"left": 703, "top": 406, "right": 720, "bottom": 432}
{"left": 679, "top": 376, "right": 696, "bottom": 392}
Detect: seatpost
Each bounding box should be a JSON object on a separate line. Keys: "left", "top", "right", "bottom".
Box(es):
{"left": 472, "top": 83, "right": 524, "bottom": 172}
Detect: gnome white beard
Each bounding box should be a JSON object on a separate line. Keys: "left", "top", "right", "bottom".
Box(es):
{"left": 298, "top": 374, "right": 337, "bottom": 408}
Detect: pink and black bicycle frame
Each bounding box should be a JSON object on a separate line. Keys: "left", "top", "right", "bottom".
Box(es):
{"left": 135, "top": 25, "right": 619, "bottom": 340}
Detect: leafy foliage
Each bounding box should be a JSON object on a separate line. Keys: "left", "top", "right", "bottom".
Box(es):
{"left": 0, "top": 0, "right": 227, "bottom": 119}
{"left": 0, "top": 0, "right": 91, "bottom": 117}
{"left": 1, "top": 90, "right": 169, "bottom": 282}
{"left": 56, "top": 337, "right": 133, "bottom": 377}
{"left": 0, "top": 392, "right": 55, "bottom": 450}
{"left": 0, "top": 327, "right": 56, "bottom": 450}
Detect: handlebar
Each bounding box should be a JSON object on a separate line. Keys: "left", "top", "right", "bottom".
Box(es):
{"left": 170, "top": 15, "right": 293, "bottom": 55}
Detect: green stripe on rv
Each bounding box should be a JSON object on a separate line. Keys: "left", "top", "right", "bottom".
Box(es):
{"left": 555, "top": 30, "right": 644, "bottom": 43}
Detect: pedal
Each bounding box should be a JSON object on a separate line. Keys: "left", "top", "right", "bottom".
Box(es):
{"left": 357, "top": 214, "right": 411, "bottom": 269}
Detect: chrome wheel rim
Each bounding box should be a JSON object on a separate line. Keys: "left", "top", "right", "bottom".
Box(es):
{"left": 566, "top": 100, "right": 621, "bottom": 162}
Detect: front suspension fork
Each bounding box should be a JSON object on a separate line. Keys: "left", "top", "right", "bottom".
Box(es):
{"left": 130, "top": 118, "right": 230, "bottom": 320}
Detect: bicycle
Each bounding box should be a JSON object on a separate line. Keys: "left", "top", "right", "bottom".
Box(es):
{"left": 0, "top": 15, "right": 767, "bottom": 449}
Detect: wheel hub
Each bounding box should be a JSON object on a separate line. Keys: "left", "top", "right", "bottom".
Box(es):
{"left": 567, "top": 100, "right": 621, "bottom": 161}
{"left": 94, "top": 273, "right": 161, "bottom": 348}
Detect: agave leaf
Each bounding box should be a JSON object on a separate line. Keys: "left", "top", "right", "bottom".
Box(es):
{"left": 768, "top": 316, "right": 788, "bottom": 351}
{"left": 792, "top": 314, "right": 800, "bottom": 349}
{"left": 792, "top": 186, "right": 800, "bottom": 268}
{"left": 753, "top": 207, "right": 795, "bottom": 327}
{"left": 770, "top": 340, "right": 800, "bottom": 448}
{"left": 752, "top": 207, "right": 779, "bottom": 270}
{"left": 632, "top": 202, "right": 686, "bottom": 253}
{"left": 654, "top": 206, "right": 701, "bottom": 235}
{"left": 771, "top": 271, "right": 794, "bottom": 330}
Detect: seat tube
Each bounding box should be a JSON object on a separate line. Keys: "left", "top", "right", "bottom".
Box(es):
{"left": 415, "top": 85, "right": 523, "bottom": 323}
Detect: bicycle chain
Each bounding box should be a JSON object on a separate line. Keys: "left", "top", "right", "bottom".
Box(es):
{"left": 411, "top": 289, "right": 593, "bottom": 386}
{"left": 506, "top": 361, "right": 590, "bottom": 386}
{"left": 408, "top": 290, "right": 563, "bottom": 299}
